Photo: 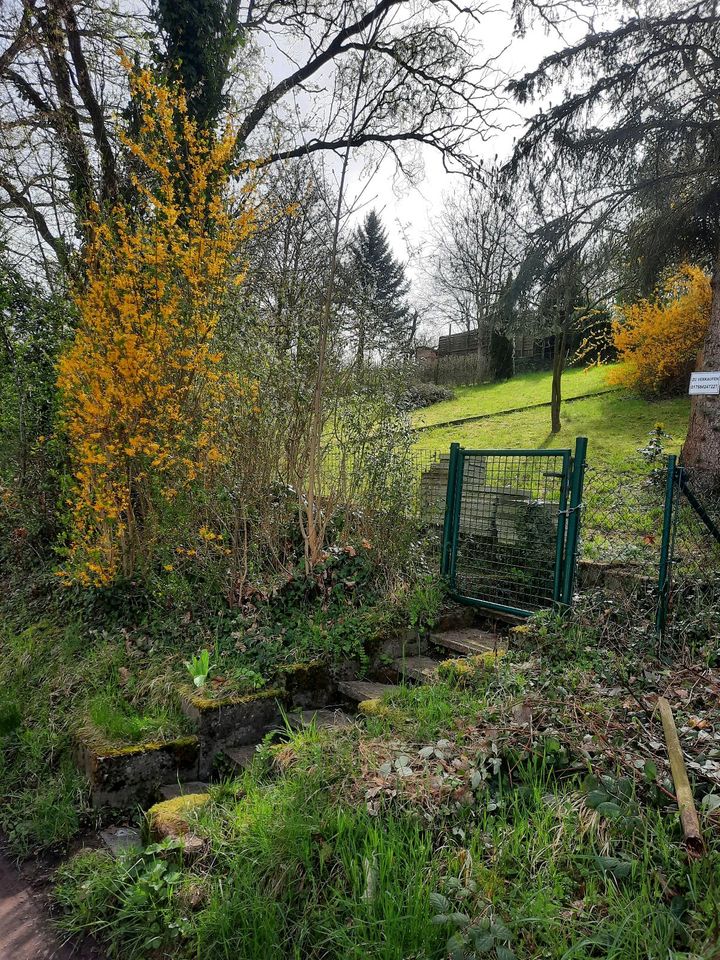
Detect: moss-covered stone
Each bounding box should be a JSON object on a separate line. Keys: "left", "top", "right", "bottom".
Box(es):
{"left": 147, "top": 792, "right": 210, "bottom": 839}
{"left": 180, "top": 686, "right": 283, "bottom": 777}
{"left": 180, "top": 685, "right": 282, "bottom": 713}
{"left": 437, "top": 651, "right": 504, "bottom": 686}
{"left": 74, "top": 731, "right": 200, "bottom": 809}
{"left": 358, "top": 698, "right": 405, "bottom": 724}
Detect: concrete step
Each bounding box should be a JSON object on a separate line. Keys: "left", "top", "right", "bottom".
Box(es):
{"left": 100, "top": 825, "right": 143, "bottom": 857}
{"left": 225, "top": 744, "right": 258, "bottom": 772}
{"left": 393, "top": 656, "right": 440, "bottom": 684}
{"left": 159, "top": 781, "right": 210, "bottom": 801}
{"left": 431, "top": 627, "right": 505, "bottom": 657}
{"left": 337, "top": 680, "right": 400, "bottom": 704}
{"left": 289, "top": 708, "right": 354, "bottom": 730}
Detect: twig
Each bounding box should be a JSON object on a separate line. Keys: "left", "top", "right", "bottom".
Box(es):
{"left": 657, "top": 697, "right": 704, "bottom": 856}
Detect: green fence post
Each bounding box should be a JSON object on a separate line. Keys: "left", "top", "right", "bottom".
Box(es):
{"left": 441, "top": 443, "right": 460, "bottom": 576}
{"left": 561, "top": 436, "right": 588, "bottom": 605}
{"left": 553, "top": 450, "right": 572, "bottom": 603}
{"left": 656, "top": 455, "right": 678, "bottom": 639}
{"left": 448, "top": 448, "right": 465, "bottom": 593}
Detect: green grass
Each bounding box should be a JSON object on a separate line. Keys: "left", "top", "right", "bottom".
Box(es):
{"left": 53, "top": 638, "right": 720, "bottom": 960}
{"left": 414, "top": 388, "right": 690, "bottom": 468}
{"left": 87, "top": 690, "right": 183, "bottom": 746}
{"left": 413, "top": 364, "right": 617, "bottom": 429}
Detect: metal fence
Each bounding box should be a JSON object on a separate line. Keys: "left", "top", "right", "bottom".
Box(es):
{"left": 415, "top": 447, "right": 720, "bottom": 646}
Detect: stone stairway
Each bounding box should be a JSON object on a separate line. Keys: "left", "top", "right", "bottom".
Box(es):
{"left": 94, "top": 610, "right": 510, "bottom": 856}
{"left": 431, "top": 626, "right": 504, "bottom": 657}
{"left": 337, "top": 680, "right": 400, "bottom": 704}
{"left": 393, "top": 655, "right": 440, "bottom": 684}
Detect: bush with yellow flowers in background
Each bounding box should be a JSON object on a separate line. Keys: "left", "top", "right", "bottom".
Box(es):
{"left": 56, "top": 63, "right": 260, "bottom": 588}
{"left": 608, "top": 264, "right": 711, "bottom": 398}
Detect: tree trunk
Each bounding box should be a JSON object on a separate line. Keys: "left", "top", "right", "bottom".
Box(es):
{"left": 550, "top": 328, "right": 566, "bottom": 434}
{"left": 683, "top": 242, "right": 720, "bottom": 486}
{"left": 356, "top": 315, "right": 365, "bottom": 370}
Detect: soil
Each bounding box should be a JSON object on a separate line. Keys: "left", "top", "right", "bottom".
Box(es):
{"left": 0, "top": 846, "right": 104, "bottom": 960}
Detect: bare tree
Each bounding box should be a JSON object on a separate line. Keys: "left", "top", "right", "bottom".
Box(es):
{"left": 430, "top": 169, "right": 521, "bottom": 374}
{"left": 0, "top": 0, "right": 502, "bottom": 278}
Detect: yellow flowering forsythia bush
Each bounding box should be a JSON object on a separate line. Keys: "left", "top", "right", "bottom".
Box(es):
{"left": 609, "top": 264, "right": 711, "bottom": 397}
{"left": 57, "top": 66, "right": 259, "bottom": 586}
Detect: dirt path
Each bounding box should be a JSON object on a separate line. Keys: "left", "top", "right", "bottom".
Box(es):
{"left": 0, "top": 849, "right": 102, "bottom": 960}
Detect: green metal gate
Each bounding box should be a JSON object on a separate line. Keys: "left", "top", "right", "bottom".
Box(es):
{"left": 656, "top": 456, "right": 720, "bottom": 639}
{"left": 441, "top": 438, "right": 587, "bottom": 617}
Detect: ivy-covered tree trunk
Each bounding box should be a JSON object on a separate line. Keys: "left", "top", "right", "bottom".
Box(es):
{"left": 683, "top": 244, "right": 720, "bottom": 485}
{"left": 550, "top": 331, "right": 564, "bottom": 434}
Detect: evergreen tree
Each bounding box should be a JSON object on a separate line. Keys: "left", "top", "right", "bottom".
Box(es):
{"left": 507, "top": 0, "right": 720, "bottom": 476}
{"left": 151, "top": 0, "right": 243, "bottom": 130}
{"left": 346, "top": 210, "right": 411, "bottom": 366}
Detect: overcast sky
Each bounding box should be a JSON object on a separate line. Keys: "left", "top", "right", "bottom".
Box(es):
{"left": 331, "top": 2, "right": 588, "bottom": 339}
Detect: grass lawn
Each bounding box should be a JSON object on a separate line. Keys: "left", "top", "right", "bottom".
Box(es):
{"left": 413, "top": 364, "right": 617, "bottom": 429}
{"left": 414, "top": 375, "right": 690, "bottom": 469}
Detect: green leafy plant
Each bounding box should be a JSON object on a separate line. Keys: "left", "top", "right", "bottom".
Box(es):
{"left": 185, "top": 649, "right": 213, "bottom": 688}
{"left": 406, "top": 574, "right": 445, "bottom": 632}
{"left": 430, "top": 889, "right": 516, "bottom": 960}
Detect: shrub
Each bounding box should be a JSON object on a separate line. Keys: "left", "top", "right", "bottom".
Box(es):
{"left": 402, "top": 381, "right": 454, "bottom": 409}
{"left": 56, "top": 64, "right": 260, "bottom": 587}
{"left": 609, "top": 264, "right": 711, "bottom": 397}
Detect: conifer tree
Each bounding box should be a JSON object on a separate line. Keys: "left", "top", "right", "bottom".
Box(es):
{"left": 508, "top": 0, "right": 720, "bottom": 477}
{"left": 346, "top": 210, "right": 411, "bottom": 367}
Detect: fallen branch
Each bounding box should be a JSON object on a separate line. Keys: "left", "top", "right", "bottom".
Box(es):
{"left": 657, "top": 697, "right": 703, "bottom": 855}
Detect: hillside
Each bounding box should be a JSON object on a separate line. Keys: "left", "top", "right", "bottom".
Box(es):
{"left": 413, "top": 366, "right": 691, "bottom": 467}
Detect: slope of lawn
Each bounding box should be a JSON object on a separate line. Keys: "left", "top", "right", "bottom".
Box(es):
{"left": 413, "top": 364, "right": 618, "bottom": 429}
{"left": 413, "top": 370, "right": 690, "bottom": 469}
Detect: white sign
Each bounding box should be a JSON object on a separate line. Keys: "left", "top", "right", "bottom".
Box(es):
{"left": 689, "top": 372, "right": 720, "bottom": 396}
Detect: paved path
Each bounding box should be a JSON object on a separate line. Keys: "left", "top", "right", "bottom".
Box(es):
{"left": 0, "top": 849, "right": 100, "bottom": 960}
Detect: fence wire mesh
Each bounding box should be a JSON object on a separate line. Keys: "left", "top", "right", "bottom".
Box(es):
{"left": 449, "top": 451, "right": 569, "bottom": 612}
{"left": 411, "top": 449, "right": 719, "bottom": 644}
{"left": 667, "top": 467, "right": 720, "bottom": 646}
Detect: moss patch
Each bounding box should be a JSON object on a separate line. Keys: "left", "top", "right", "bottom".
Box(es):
{"left": 148, "top": 792, "right": 210, "bottom": 838}
{"left": 180, "top": 685, "right": 283, "bottom": 712}
{"left": 437, "top": 651, "right": 505, "bottom": 686}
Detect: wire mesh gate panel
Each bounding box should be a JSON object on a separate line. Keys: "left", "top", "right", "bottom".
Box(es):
{"left": 441, "top": 440, "right": 587, "bottom": 617}
{"left": 658, "top": 459, "right": 720, "bottom": 642}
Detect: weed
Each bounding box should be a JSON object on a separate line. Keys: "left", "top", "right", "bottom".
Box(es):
{"left": 184, "top": 649, "right": 213, "bottom": 688}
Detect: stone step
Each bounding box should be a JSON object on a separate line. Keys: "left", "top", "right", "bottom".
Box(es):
{"left": 100, "top": 825, "right": 143, "bottom": 857}
{"left": 337, "top": 680, "right": 400, "bottom": 704}
{"left": 393, "top": 656, "right": 440, "bottom": 684}
{"left": 431, "top": 627, "right": 504, "bottom": 657}
{"left": 289, "top": 708, "right": 354, "bottom": 730}
{"left": 225, "top": 744, "right": 258, "bottom": 772}
{"left": 159, "top": 781, "right": 210, "bottom": 801}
